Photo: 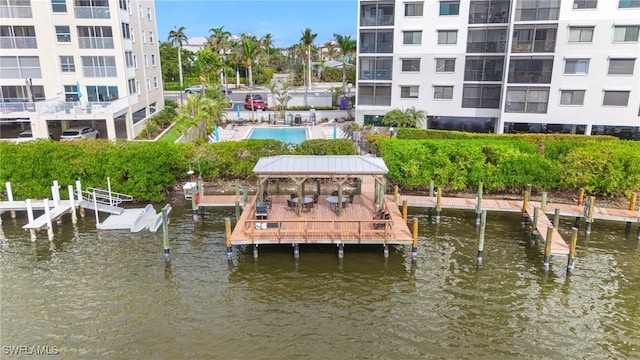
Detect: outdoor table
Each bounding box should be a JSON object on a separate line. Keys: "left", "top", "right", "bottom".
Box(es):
{"left": 292, "top": 196, "right": 314, "bottom": 205}
{"left": 326, "top": 196, "right": 349, "bottom": 210}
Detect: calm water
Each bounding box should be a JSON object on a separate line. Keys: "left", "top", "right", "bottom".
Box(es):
{"left": 1, "top": 196, "right": 638, "bottom": 359}
{"left": 248, "top": 127, "right": 307, "bottom": 144}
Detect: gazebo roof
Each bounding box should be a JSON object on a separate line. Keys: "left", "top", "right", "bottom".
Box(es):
{"left": 253, "top": 155, "right": 389, "bottom": 177}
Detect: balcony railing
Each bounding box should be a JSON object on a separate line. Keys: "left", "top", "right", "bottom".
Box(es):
{"left": 78, "top": 37, "right": 114, "bottom": 49}
{"left": 359, "top": 69, "right": 392, "bottom": 80}
{"left": 360, "top": 14, "right": 394, "bottom": 26}
{"left": 515, "top": 7, "right": 559, "bottom": 21}
{"left": 512, "top": 40, "right": 556, "bottom": 53}
{"left": 0, "top": 36, "right": 37, "bottom": 49}
{"left": 357, "top": 95, "right": 391, "bottom": 106}
{"left": 469, "top": 12, "right": 508, "bottom": 24}
{"left": 359, "top": 43, "right": 393, "bottom": 54}
{"left": 82, "top": 66, "right": 117, "bottom": 77}
{"left": 464, "top": 70, "right": 503, "bottom": 82}
{"left": 466, "top": 41, "right": 506, "bottom": 53}
{"left": 0, "top": 5, "right": 32, "bottom": 18}
{"left": 508, "top": 71, "right": 552, "bottom": 84}
{"left": 74, "top": 6, "right": 110, "bottom": 19}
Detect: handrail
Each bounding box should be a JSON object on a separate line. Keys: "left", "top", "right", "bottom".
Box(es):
{"left": 80, "top": 187, "right": 133, "bottom": 206}
{"left": 244, "top": 218, "right": 393, "bottom": 243}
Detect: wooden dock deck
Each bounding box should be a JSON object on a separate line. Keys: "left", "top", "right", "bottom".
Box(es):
{"left": 198, "top": 194, "right": 242, "bottom": 207}
{"left": 525, "top": 204, "right": 569, "bottom": 255}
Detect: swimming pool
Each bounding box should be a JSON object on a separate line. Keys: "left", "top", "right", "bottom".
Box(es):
{"left": 248, "top": 127, "right": 307, "bottom": 144}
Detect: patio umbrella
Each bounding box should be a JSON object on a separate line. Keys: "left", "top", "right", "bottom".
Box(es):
{"left": 236, "top": 104, "right": 241, "bottom": 119}
{"left": 76, "top": 81, "right": 82, "bottom": 101}
{"left": 214, "top": 125, "right": 220, "bottom": 142}
{"left": 333, "top": 124, "right": 337, "bottom": 139}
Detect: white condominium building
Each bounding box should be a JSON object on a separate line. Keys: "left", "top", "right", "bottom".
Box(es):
{"left": 0, "top": 0, "right": 164, "bottom": 141}
{"left": 355, "top": 0, "right": 640, "bottom": 137}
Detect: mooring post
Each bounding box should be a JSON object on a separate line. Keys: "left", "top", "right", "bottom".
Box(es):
{"left": 26, "top": 199, "right": 36, "bottom": 241}
{"left": 338, "top": 243, "right": 344, "bottom": 259}
{"left": 402, "top": 200, "right": 408, "bottom": 221}
{"left": 543, "top": 226, "right": 553, "bottom": 271}
{"left": 0, "top": 213, "right": 4, "bottom": 242}
{"left": 43, "top": 198, "right": 54, "bottom": 242}
{"left": 393, "top": 185, "right": 399, "bottom": 204}
{"left": 162, "top": 205, "right": 170, "bottom": 261}
{"left": 383, "top": 244, "right": 389, "bottom": 258}
{"left": 411, "top": 217, "right": 419, "bottom": 261}
{"left": 190, "top": 185, "right": 198, "bottom": 221}
{"left": 68, "top": 185, "right": 77, "bottom": 224}
{"left": 586, "top": 196, "right": 595, "bottom": 234}
{"left": 252, "top": 244, "right": 258, "bottom": 259}
{"left": 540, "top": 192, "right": 547, "bottom": 212}
{"left": 6, "top": 182, "right": 16, "bottom": 219}
{"left": 553, "top": 208, "right": 560, "bottom": 229}
{"left": 477, "top": 210, "right": 487, "bottom": 266}
{"left": 577, "top": 188, "right": 585, "bottom": 206}
{"left": 225, "top": 217, "right": 232, "bottom": 259}
{"left": 567, "top": 227, "right": 579, "bottom": 274}
{"left": 293, "top": 243, "right": 300, "bottom": 259}
{"left": 475, "top": 182, "right": 483, "bottom": 225}
{"left": 521, "top": 190, "right": 530, "bottom": 228}
{"left": 76, "top": 180, "right": 85, "bottom": 218}
{"left": 436, "top": 187, "right": 442, "bottom": 224}
{"left": 627, "top": 193, "right": 637, "bottom": 232}
{"left": 531, "top": 207, "right": 539, "bottom": 247}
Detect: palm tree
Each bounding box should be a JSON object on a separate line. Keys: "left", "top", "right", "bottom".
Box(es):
{"left": 334, "top": 33, "right": 356, "bottom": 96}
{"left": 168, "top": 26, "right": 188, "bottom": 105}
{"left": 323, "top": 41, "right": 338, "bottom": 61}
{"left": 404, "top": 107, "right": 427, "bottom": 128}
{"left": 299, "top": 27, "right": 317, "bottom": 106}
{"left": 382, "top": 108, "right": 422, "bottom": 129}
{"left": 240, "top": 34, "right": 259, "bottom": 120}
{"left": 176, "top": 89, "right": 227, "bottom": 144}
{"left": 261, "top": 33, "right": 273, "bottom": 66}
{"left": 208, "top": 27, "right": 232, "bottom": 89}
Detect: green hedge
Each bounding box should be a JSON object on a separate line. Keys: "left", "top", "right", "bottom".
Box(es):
{"left": 396, "top": 128, "right": 621, "bottom": 144}
{"left": 377, "top": 138, "right": 640, "bottom": 195}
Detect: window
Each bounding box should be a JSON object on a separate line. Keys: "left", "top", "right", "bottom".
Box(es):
{"left": 573, "top": 0, "right": 597, "bottom": 9}
{"left": 133, "top": 54, "right": 137, "bottom": 68}
{"left": 153, "top": 76, "right": 158, "bottom": 89}
{"left": 146, "top": 6, "right": 151, "bottom": 20}
{"left": 149, "top": 31, "right": 153, "bottom": 43}
{"left": 0, "top": 56, "right": 41, "bottom": 78}
{"left": 564, "top": 59, "right": 589, "bottom": 74}
{"left": 400, "top": 86, "right": 419, "bottom": 98}
{"left": 119, "top": 0, "right": 127, "bottom": 10}
{"left": 401, "top": 59, "right": 420, "bottom": 72}
{"left": 130, "top": 26, "right": 134, "bottom": 42}
{"left": 141, "top": 30, "right": 145, "bottom": 43}
{"left": 0, "top": 25, "right": 37, "bottom": 49}
{"left": 515, "top": 0, "right": 560, "bottom": 21}
{"left": 508, "top": 57, "right": 554, "bottom": 84}
{"left": 125, "top": 51, "right": 134, "bottom": 67}
{"left": 464, "top": 56, "right": 504, "bottom": 81}
{"left": 404, "top": 2, "right": 423, "bottom": 16}
{"left": 560, "top": 90, "right": 585, "bottom": 105}
{"left": 403, "top": 31, "right": 422, "bottom": 45}
{"left": 55, "top": 25, "right": 70, "bottom": 42}
{"left": 60, "top": 56, "right": 74, "bottom": 72}
{"left": 360, "top": 56, "right": 392, "bottom": 79}
{"left": 436, "top": 58, "right": 455, "bottom": 72}
{"left": 146, "top": 78, "right": 151, "bottom": 92}
{"left": 467, "top": 28, "right": 507, "bottom": 53}
{"left": 64, "top": 85, "right": 78, "bottom": 101}
{"left": 77, "top": 26, "right": 113, "bottom": 49}
{"left": 462, "top": 84, "right": 501, "bottom": 108}
{"left": 619, "top": 0, "right": 640, "bottom": 8}
{"left": 439, "top": 1, "right": 459, "bottom": 15}
{"left": 81, "top": 56, "right": 116, "bottom": 77}
{"left": 434, "top": 86, "right": 453, "bottom": 99}
{"left": 613, "top": 26, "right": 639, "bottom": 42}
{"left": 608, "top": 59, "right": 635, "bottom": 75}
{"left": 151, "top": 54, "right": 156, "bottom": 66}
{"left": 128, "top": 79, "right": 136, "bottom": 94}
{"left": 1, "top": 85, "right": 45, "bottom": 102}
{"left": 603, "top": 91, "right": 630, "bottom": 106}
{"left": 438, "top": 30, "right": 457, "bottom": 44}
{"left": 568, "top": 27, "right": 594, "bottom": 43}
{"left": 138, "top": 4, "right": 143, "bottom": 18}
{"left": 51, "top": 0, "right": 66, "bottom": 12}
{"left": 136, "top": 80, "right": 140, "bottom": 95}
{"left": 85, "top": 85, "right": 118, "bottom": 102}
{"left": 144, "top": 54, "right": 148, "bottom": 67}
{"left": 505, "top": 87, "right": 550, "bottom": 113}
{"left": 121, "top": 23, "right": 130, "bottom": 39}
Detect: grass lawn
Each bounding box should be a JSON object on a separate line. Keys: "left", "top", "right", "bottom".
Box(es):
{"left": 157, "top": 125, "right": 181, "bottom": 143}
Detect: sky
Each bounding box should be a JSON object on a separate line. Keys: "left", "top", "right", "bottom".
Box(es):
{"left": 156, "top": 0, "right": 357, "bottom": 47}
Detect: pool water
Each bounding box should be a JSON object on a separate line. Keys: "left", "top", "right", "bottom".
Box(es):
{"left": 249, "top": 127, "right": 307, "bottom": 144}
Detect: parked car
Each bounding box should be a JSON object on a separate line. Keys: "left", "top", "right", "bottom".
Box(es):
{"left": 60, "top": 127, "right": 100, "bottom": 141}
{"left": 244, "top": 94, "right": 263, "bottom": 102}
{"left": 185, "top": 85, "right": 206, "bottom": 94}
{"left": 244, "top": 99, "right": 268, "bottom": 111}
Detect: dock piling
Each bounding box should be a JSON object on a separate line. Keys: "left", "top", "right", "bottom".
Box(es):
{"left": 436, "top": 187, "right": 442, "bottom": 224}
{"left": 553, "top": 208, "right": 560, "bottom": 229}
{"left": 577, "top": 188, "right": 584, "bottom": 206}
{"left": 543, "top": 226, "right": 553, "bottom": 271}
{"left": 531, "top": 207, "right": 539, "bottom": 247}
{"left": 586, "top": 196, "right": 595, "bottom": 234}
{"left": 43, "top": 198, "right": 54, "bottom": 242}
{"left": 411, "top": 217, "right": 419, "bottom": 260}
{"left": 225, "top": 217, "right": 232, "bottom": 259}
{"left": 521, "top": 188, "right": 530, "bottom": 228}
{"left": 383, "top": 244, "right": 389, "bottom": 258}
{"left": 475, "top": 182, "right": 483, "bottom": 225}
{"left": 26, "top": 199, "right": 36, "bottom": 241}
{"left": 162, "top": 205, "right": 170, "bottom": 261}
{"left": 477, "top": 210, "right": 487, "bottom": 266}
{"left": 567, "top": 228, "right": 578, "bottom": 274}
{"left": 68, "top": 185, "right": 77, "bottom": 224}
{"left": 190, "top": 185, "right": 198, "bottom": 221}
{"left": 541, "top": 192, "right": 547, "bottom": 212}
{"left": 6, "top": 182, "right": 16, "bottom": 219}
{"left": 627, "top": 193, "right": 637, "bottom": 232}
{"left": 253, "top": 244, "right": 258, "bottom": 259}
{"left": 402, "top": 200, "right": 408, "bottom": 221}
{"left": 293, "top": 243, "right": 300, "bottom": 259}
{"left": 338, "top": 243, "right": 344, "bottom": 259}
{"left": 393, "top": 185, "right": 399, "bottom": 204}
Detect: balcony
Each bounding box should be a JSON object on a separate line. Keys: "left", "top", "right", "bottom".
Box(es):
{"left": 357, "top": 95, "right": 391, "bottom": 106}
{"left": 360, "top": 14, "right": 394, "bottom": 26}
{"left": 508, "top": 71, "right": 552, "bottom": 84}
{"left": 466, "top": 41, "right": 506, "bottom": 53}
{"left": 78, "top": 37, "right": 114, "bottom": 49}
{"left": 464, "top": 70, "right": 503, "bottom": 82}
{"left": 511, "top": 40, "right": 556, "bottom": 53}
{"left": 0, "top": 5, "right": 32, "bottom": 18}
{"left": 0, "top": 36, "right": 37, "bottom": 49}
{"left": 469, "top": 11, "right": 508, "bottom": 24}
{"left": 359, "top": 42, "right": 393, "bottom": 54}
{"left": 74, "top": 6, "right": 110, "bottom": 19}
{"left": 359, "top": 69, "right": 392, "bottom": 80}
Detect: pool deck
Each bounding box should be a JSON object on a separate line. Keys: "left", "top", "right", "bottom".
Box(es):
{"left": 220, "top": 121, "right": 346, "bottom": 142}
